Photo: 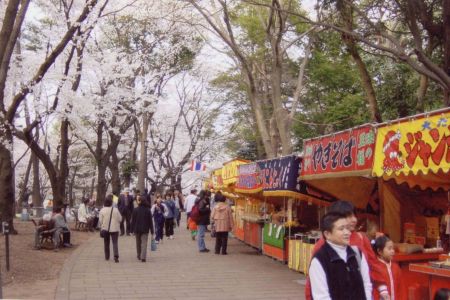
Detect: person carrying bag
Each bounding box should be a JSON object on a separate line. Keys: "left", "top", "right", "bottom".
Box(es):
{"left": 99, "top": 195, "right": 122, "bottom": 263}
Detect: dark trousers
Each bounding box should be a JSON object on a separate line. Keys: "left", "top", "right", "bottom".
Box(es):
{"left": 135, "top": 233, "right": 148, "bottom": 260}
{"left": 104, "top": 232, "right": 119, "bottom": 260}
{"left": 164, "top": 218, "right": 174, "bottom": 237}
{"left": 176, "top": 210, "right": 181, "bottom": 227}
{"left": 120, "top": 211, "right": 131, "bottom": 235}
{"left": 155, "top": 221, "right": 164, "bottom": 241}
{"left": 215, "top": 231, "right": 228, "bottom": 254}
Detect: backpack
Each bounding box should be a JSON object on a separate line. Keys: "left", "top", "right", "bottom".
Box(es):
{"left": 190, "top": 202, "right": 200, "bottom": 222}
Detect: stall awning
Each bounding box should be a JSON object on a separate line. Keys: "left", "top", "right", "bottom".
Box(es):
{"left": 372, "top": 109, "right": 450, "bottom": 190}
{"left": 301, "top": 124, "right": 376, "bottom": 180}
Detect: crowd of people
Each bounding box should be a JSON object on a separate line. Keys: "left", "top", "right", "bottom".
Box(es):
{"left": 34, "top": 191, "right": 449, "bottom": 299}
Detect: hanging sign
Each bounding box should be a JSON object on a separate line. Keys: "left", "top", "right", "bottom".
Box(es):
{"left": 301, "top": 125, "right": 376, "bottom": 179}
{"left": 222, "top": 159, "right": 249, "bottom": 186}
{"left": 258, "top": 155, "right": 303, "bottom": 196}
{"left": 235, "top": 162, "right": 262, "bottom": 193}
{"left": 211, "top": 168, "right": 224, "bottom": 189}
{"left": 373, "top": 111, "right": 450, "bottom": 177}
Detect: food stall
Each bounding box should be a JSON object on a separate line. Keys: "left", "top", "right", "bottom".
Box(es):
{"left": 234, "top": 162, "right": 265, "bottom": 250}
{"left": 372, "top": 109, "right": 450, "bottom": 299}
{"left": 211, "top": 159, "right": 250, "bottom": 243}
{"left": 298, "top": 124, "right": 378, "bottom": 274}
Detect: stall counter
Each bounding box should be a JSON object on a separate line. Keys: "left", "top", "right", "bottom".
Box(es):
{"left": 410, "top": 263, "right": 450, "bottom": 299}
{"left": 393, "top": 252, "right": 444, "bottom": 300}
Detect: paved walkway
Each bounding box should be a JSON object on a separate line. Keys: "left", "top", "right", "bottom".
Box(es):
{"left": 56, "top": 216, "right": 306, "bottom": 300}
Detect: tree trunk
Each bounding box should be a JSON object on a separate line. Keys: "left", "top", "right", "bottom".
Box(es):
{"left": 443, "top": 0, "right": 450, "bottom": 106}
{"left": 16, "top": 155, "right": 32, "bottom": 213}
{"left": 109, "top": 151, "right": 121, "bottom": 196}
{"left": 31, "top": 151, "right": 41, "bottom": 208}
{"left": 89, "top": 170, "right": 96, "bottom": 200}
{"left": 339, "top": 0, "right": 382, "bottom": 122}
{"left": 270, "top": 38, "right": 293, "bottom": 156}
{"left": 137, "top": 112, "right": 149, "bottom": 193}
{"left": 96, "top": 162, "right": 108, "bottom": 207}
{"left": 0, "top": 128, "right": 17, "bottom": 233}
{"left": 248, "top": 86, "right": 275, "bottom": 158}
{"left": 416, "top": 74, "right": 428, "bottom": 112}
{"left": 54, "top": 118, "right": 70, "bottom": 207}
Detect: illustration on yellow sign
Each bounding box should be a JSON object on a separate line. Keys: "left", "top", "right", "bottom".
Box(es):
{"left": 373, "top": 112, "right": 450, "bottom": 176}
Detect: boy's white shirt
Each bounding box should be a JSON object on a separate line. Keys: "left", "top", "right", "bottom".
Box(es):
{"left": 309, "top": 241, "right": 372, "bottom": 300}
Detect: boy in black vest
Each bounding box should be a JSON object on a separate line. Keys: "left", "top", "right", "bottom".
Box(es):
{"left": 309, "top": 212, "right": 372, "bottom": 300}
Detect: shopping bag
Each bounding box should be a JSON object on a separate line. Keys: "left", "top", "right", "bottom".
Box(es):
{"left": 150, "top": 239, "right": 157, "bottom": 251}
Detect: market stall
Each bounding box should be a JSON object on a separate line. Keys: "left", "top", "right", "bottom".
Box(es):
{"left": 210, "top": 159, "right": 250, "bottom": 242}
{"left": 234, "top": 161, "right": 266, "bottom": 250}
{"left": 297, "top": 124, "right": 378, "bottom": 273}
{"left": 372, "top": 108, "right": 450, "bottom": 298}
{"left": 234, "top": 155, "right": 329, "bottom": 263}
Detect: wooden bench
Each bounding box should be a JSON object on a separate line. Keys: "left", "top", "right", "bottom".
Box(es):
{"left": 32, "top": 218, "right": 63, "bottom": 249}
{"left": 71, "top": 209, "right": 88, "bottom": 231}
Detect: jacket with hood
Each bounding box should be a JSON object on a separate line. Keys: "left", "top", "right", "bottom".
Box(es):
{"left": 211, "top": 202, "right": 233, "bottom": 232}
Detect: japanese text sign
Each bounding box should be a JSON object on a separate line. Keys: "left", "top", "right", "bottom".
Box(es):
{"left": 258, "top": 155, "right": 302, "bottom": 192}
{"left": 373, "top": 111, "right": 450, "bottom": 177}
{"left": 302, "top": 125, "right": 376, "bottom": 179}
{"left": 235, "top": 163, "right": 262, "bottom": 193}
{"left": 222, "top": 159, "right": 249, "bottom": 186}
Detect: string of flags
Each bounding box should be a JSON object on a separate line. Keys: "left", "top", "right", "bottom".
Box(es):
{"left": 190, "top": 160, "right": 207, "bottom": 171}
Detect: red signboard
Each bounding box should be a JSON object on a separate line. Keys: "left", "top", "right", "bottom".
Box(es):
{"left": 301, "top": 125, "right": 375, "bottom": 179}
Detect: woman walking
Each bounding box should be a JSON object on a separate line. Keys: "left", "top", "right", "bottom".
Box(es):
{"left": 99, "top": 194, "right": 122, "bottom": 263}
{"left": 211, "top": 192, "right": 233, "bottom": 255}
{"left": 151, "top": 194, "right": 165, "bottom": 243}
{"left": 162, "top": 192, "right": 176, "bottom": 239}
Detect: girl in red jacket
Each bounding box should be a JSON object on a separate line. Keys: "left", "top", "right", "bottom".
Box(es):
{"left": 372, "top": 235, "right": 402, "bottom": 300}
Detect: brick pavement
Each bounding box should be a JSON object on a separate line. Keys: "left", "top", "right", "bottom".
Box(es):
{"left": 56, "top": 216, "right": 306, "bottom": 300}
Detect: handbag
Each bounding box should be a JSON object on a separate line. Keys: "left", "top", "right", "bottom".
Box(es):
{"left": 150, "top": 238, "right": 157, "bottom": 251}
{"left": 100, "top": 207, "right": 113, "bottom": 238}
{"left": 211, "top": 223, "right": 216, "bottom": 238}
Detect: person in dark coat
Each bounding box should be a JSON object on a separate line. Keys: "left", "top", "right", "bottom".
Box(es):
{"left": 118, "top": 188, "right": 134, "bottom": 235}
{"left": 131, "top": 195, "right": 154, "bottom": 262}
{"left": 196, "top": 190, "right": 211, "bottom": 253}
{"left": 151, "top": 193, "right": 165, "bottom": 243}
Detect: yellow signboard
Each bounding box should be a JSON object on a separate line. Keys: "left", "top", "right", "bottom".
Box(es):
{"left": 222, "top": 159, "right": 249, "bottom": 186}
{"left": 373, "top": 111, "right": 450, "bottom": 177}
{"left": 211, "top": 168, "right": 224, "bottom": 189}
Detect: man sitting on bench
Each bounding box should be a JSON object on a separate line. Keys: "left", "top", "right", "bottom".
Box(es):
{"left": 53, "top": 206, "right": 72, "bottom": 250}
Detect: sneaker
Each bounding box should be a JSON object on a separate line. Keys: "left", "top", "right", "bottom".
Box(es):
{"left": 114, "top": 257, "right": 119, "bottom": 263}
{"left": 170, "top": 236, "right": 174, "bottom": 239}
{"left": 155, "top": 240, "right": 159, "bottom": 244}
{"left": 199, "top": 249, "right": 210, "bottom": 253}
{"left": 191, "top": 236, "right": 195, "bottom": 241}
{"left": 141, "top": 259, "right": 146, "bottom": 262}
{"left": 137, "top": 255, "right": 141, "bottom": 260}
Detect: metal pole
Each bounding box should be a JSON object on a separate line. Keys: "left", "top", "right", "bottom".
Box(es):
{"left": 0, "top": 259, "right": 3, "bottom": 299}
{"left": 5, "top": 233, "right": 9, "bottom": 271}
